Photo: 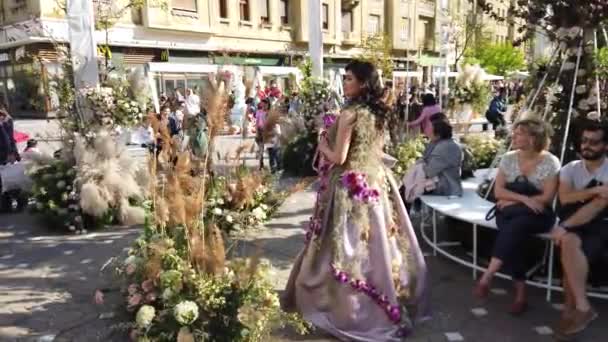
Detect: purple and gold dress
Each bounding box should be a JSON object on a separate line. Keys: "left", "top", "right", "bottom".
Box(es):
{"left": 284, "top": 104, "right": 430, "bottom": 341}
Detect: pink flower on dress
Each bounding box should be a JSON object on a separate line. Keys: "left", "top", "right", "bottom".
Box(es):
{"left": 323, "top": 114, "right": 337, "bottom": 129}
{"left": 340, "top": 171, "right": 380, "bottom": 204}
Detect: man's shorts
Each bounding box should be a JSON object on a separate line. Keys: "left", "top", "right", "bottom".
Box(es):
{"left": 567, "top": 219, "right": 608, "bottom": 263}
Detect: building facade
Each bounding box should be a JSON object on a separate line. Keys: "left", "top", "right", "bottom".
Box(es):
{"left": 1, "top": 0, "right": 468, "bottom": 116}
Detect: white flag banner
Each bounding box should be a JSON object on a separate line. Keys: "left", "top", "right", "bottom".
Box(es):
{"left": 67, "top": 0, "right": 99, "bottom": 89}
{"left": 308, "top": 0, "right": 323, "bottom": 78}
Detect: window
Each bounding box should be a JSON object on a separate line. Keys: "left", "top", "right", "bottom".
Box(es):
{"left": 341, "top": 10, "right": 353, "bottom": 33}
{"left": 280, "top": 0, "right": 289, "bottom": 25}
{"left": 400, "top": 17, "right": 410, "bottom": 41}
{"left": 367, "top": 14, "right": 380, "bottom": 34}
{"left": 219, "top": 0, "right": 228, "bottom": 18}
{"left": 322, "top": 4, "right": 329, "bottom": 30}
{"left": 172, "top": 0, "right": 197, "bottom": 12}
{"left": 239, "top": 0, "right": 250, "bottom": 21}
{"left": 260, "top": 0, "right": 270, "bottom": 24}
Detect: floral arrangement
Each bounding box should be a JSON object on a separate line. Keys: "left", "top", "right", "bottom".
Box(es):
{"left": 390, "top": 137, "right": 426, "bottom": 179}
{"left": 282, "top": 59, "right": 339, "bottom": 177}
{"left": 29, "top": 130, "right": 149, "bottom": 233}
{"left": 448, "top": 64, "right": 492, "bottom": 115}
{"left": 29, "top": 160, "right": 90, "bottom": 233}
{"left": 103, "top": 74, "right": 308, "bottom": 341}
{"left": 460, "top": 135, "right": 505, "bottom": 169}
{"left": 81, "top": 81, "right": 147, "bottom": 128}
{"left": 117, "top": 220, "right": 307, "bottom": 342}
{"left": 204, "top": 170, "right": 286, "bottom": 234}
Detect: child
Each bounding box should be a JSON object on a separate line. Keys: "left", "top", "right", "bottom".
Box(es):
{"left": 265, "top": 122, "right": 282, "bottom": 174}
{"left": 255, "top": 99, "right": 269, "bottom": 169}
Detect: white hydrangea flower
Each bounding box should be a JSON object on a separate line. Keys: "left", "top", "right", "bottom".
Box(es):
{"left": 251, "top": 207, "right": 266, "bottom": 220}
{"left": 174, "top": 301, "right": 199, "bottom": 325}
{"left": 587, "top": 111, "right": 600, "bottom": 120}
{"left": 136, "top": 305, "right": 155, "bottom": 327}
{"left": 226, "top": 215, "right": 233, "bottom": 223}
{"left": 213, "top": 208, "right": 223, "bottom": 216}
{"left": 217, "top": 198, "right": 224, "bottom": 205}
{"left": 575, "top": 85, "right": 587, "bottom": 94}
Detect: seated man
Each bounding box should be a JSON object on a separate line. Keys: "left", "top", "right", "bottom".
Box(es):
{"left": 552, "top": 121, "right": 608, "bottom": 337}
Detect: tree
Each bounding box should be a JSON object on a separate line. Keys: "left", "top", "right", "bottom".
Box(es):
{"left": 465, "top": 41, "right": 525, "bottom": 76}
{"left": 356, "top": 34, "right": 393, "bottom": 79}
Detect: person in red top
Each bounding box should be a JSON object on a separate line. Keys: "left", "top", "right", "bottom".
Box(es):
{"left": 256, "top": 85, "right": 267, "bottom": 101}
{"left": 264, "top": 80, "right": 282, "bottom": 100}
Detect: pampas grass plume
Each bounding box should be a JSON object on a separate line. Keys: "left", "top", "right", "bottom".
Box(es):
{"left": 80, "top": 182, "right": 110, "bottom": 217}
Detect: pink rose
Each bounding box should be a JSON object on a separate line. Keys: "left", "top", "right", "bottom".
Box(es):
{"left": 128, "top": 284, "right": 138, "bottom": 295}
{"left": 141, "top": 279, "right": 154, "bottom": 293}
{"left": 127, "top": 293, "right": 143, "bottom": 310}
{"left": 126, "top": 263, "right": 136, "bottom": 275}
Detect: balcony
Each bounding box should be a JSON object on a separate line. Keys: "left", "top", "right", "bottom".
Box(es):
{"left": 418, "top": 0, "right": 436, "bottom": 17}
{"left": 341, "top": 31, "right": 359, "bottom": 45}
{"left": 341, "top": 0, "right": 360, "bottom": 10}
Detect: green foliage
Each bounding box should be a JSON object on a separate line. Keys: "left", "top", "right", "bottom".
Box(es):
{"left": 282, "top": 133, "right": 318, "bottom": 177}
{"left": 466, "top": 42, "right": 526, "bottom": 76}
{"left": 461, "top": 135, "right": 505, "bottom": 169}
{"left": 356, "top": 34, "right": 394, "bottom": 79}
{"left": 595, "top": 47, "right": 608, "bottom": 79}
{"left": 390, "top": 137, "right": 426, "bottom": 179}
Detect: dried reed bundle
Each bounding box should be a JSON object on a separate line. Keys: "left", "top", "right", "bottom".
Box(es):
{"left": 189, "top": 224, "right": 225, "bottom": 275}
{"left": 262, "top": 106, "right": 284, "bottom": 143}
{"left": 229, "top": 172, "right": 263, "bottom": 210}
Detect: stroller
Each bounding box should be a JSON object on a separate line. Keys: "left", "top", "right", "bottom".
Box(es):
{"left": 0, "top": 162, "right": 30, "bottom": 213}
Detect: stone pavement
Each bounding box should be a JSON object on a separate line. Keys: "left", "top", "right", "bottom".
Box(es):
{"left": 2, "top": 180, "right": 608, "bottom": 341}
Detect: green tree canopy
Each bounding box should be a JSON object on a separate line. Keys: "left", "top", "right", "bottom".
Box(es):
{"left": 356, "top": 34, "right": 393, "bottom": 79}
{"left": 465, "top": 41, "right": 526, "bottom": 76}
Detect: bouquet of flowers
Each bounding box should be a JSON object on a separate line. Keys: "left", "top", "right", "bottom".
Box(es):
{"left": 461, "top": 134, "right": 506, "bottom": 169}
{"left": 390, "top": 137, "right": 426, "bottom": 179}
{"left": 448, "top": 64, "right": 491, "bottom": 115}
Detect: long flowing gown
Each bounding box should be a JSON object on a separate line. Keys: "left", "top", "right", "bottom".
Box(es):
{"left": 284, "top": 104, "right": 430, "bottom": 341}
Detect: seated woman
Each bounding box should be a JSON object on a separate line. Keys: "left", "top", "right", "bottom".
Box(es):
{"left": 474, "top": 118, "right": 560, "bottom": 315}
{"left": 402, "top": 119, "right": 463, "bottom": 204}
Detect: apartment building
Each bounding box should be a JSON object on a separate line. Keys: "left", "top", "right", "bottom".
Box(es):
{"left": 0, "top": 0, "right": 463, "bottom": 116}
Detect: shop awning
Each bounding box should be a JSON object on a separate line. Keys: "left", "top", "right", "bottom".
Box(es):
{"left": 433, "top": 71, "right": 459, "bottom": 78}
{"left": 257, "top": 66, "right": 301, "bottom": 77}
{"left": 146, "top": 62, "right": 218, "bottom": 74}
{"left": 393, "top": 71, "right": 423, "bottom": 78}
{"left": 484, "top": 74, "right": 505, "bottom": 81}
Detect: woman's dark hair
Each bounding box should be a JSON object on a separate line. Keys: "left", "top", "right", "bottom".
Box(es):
{"left": 344, "top": 60, "right": 388, "bottom": 128}
{"left": 160, "top": 105, "right": 171, "bottom": 113}
{"left": 422, "top": 93, "right": 436, "bottom": 107}
{"left": 430, "top": 112, "right": 448, "bottom": 123}
{"left": 245, "top": 97, "right": 255, "bottom": 105}
{"left": 261, "top": 98, "right": 271, "bottom": 109}
{"left": 432, "top": 119, "right": 453, "bottom": 140}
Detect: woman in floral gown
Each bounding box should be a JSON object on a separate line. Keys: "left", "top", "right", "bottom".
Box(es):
{"left": 284, "top": 61, "right": 429, "bottom": 341}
